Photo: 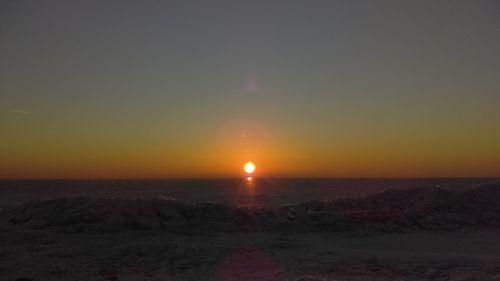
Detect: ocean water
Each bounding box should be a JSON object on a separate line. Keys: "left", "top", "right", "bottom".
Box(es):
{"left": 0, "top": 178, "right": 497, "bottom": 207}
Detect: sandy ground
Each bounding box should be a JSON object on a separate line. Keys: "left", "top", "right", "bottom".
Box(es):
{"left": 1, "top": 228, "right": 500, "bottom": 281}
{"left": 1, "top": 184, "right": 499, "bottom": 280}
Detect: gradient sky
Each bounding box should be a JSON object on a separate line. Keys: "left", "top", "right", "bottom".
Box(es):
{"left": 1, "top": 0, "right": 499, "bottom": 179}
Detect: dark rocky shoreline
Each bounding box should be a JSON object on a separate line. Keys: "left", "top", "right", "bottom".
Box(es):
{"left": 2, "top": 184, "right": 500, "bottom": 281}
{"left": 4, "top": 183, "right": 499, "bottom": 234}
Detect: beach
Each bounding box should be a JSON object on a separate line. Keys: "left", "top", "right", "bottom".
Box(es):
{"left": 1, "top": 180, "right": 499, "bottom": 281}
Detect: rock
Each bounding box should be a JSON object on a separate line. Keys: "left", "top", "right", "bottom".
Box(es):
{"left": 5, "top": 184, "right": 500, "bottom": 233}
{"left": 154, "top": 204, "right": 186, "bottom": 229}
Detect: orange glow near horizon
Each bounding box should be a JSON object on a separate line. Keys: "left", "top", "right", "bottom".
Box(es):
{"left": 1, "top": 116, "right": 500, "bottom": 179}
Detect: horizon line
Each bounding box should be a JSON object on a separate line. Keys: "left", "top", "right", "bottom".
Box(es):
{"left": 1, "top": 176, "right": 499, "bottom": 181}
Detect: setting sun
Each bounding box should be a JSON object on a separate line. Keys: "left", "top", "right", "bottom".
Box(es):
{"left": 244, "top": 162, "right": 256, "bottom": 174}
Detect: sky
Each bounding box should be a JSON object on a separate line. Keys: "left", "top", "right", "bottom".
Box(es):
{"left": 1, "top": 0, "right": 499, "bottom": 179}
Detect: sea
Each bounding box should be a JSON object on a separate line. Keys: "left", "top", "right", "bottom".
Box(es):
{"left": 0, "top": 178, "right": 498, "bottom": 208}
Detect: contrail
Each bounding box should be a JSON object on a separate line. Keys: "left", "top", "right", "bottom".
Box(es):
{"left": 8, "top": 109, "right": 30, "bottom": 114}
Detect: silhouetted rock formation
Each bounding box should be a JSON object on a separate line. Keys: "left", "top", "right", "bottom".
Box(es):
{"left": 4, "top": 183, "right": 500, "bottom": 234}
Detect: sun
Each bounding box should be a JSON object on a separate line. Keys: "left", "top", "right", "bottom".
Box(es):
{"left": 244, "top": 161, "right": 256, "bottom": 174}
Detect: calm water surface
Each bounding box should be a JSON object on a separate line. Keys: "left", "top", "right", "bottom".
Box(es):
{"left": 0, "top": 178, "right": 497, "bottom": 207}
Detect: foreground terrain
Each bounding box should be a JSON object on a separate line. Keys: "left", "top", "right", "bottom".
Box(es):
{"left": 1, "top": 183, "right": 499, "bottom": 281}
